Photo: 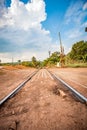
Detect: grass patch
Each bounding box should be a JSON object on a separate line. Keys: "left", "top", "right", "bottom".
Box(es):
{"left": 66, "top": 63, "right": 87, "bottom": 68}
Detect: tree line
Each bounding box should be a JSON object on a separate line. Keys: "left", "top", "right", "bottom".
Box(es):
{"left": 66, "top": 40, "right": 87, "bottom": 64}
{"left": 0, "top": 40, "right": 87, "bottom": 67}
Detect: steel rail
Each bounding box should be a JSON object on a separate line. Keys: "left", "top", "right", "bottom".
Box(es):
{"left": 48, "top": 70, "right": 87, "bottom": 104}
{"left": 0, "top": 70, "right": 39, "bottom": 106}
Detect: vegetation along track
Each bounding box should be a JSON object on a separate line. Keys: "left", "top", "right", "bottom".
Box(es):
{"left": 0, "top": 68, "right": 87, "bottom": 106}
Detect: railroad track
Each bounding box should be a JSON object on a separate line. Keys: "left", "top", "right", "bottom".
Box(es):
{"left": 48, "top": 70, "right": 87, "bottom": 104}
{"left": 0, "top": 69, "right": 39, "bottom": 106}
{"left": 0, "top": 69, "right": 87, "bottom": 106}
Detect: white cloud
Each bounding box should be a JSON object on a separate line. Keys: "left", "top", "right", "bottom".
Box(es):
{"left": 83, "top": 2, "right": 87, "bottom": 10}
{"left": 0, "top": 0, "right": 46, "bottom": 30}
{"left": 0, "top": 0, "right": 53, "bottom": 62}
{"left": 64, "top": 0, "right": 87, "bottom": 40}
{"left": 66, "top": 29, "right": 82, "bottom": 39}
{"left": 65, "top": 1, "right": 82, "bottom": 18}
{"left": 65, "top": 1, "right": 87, "bottom": 25}
{"left": 82, "top": 22, "right": 87, "bottom": 27}
{"left": 65, "top": 1, "right": 82, "bottom": 24}
{"left": 0, "top": 51, "right": 48, "bottom": 63}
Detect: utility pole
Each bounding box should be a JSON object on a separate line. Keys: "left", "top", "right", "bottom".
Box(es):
{"left": 12, "top": 57, "right": 14, "bottom": 65}
{"left": 59, "top": 32, "right": 64, "bottom": 67}
{"left": 48, "top": 51, "right": 51, "bottom": 58}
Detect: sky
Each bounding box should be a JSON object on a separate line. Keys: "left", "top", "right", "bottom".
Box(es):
{"left": 0, "top": 0, "right": 87, "bottom": 63}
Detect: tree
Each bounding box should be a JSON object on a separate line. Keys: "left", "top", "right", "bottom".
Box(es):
{"left": 18, "top": 60, "right": 21, "bottom": 64}
{"left": 68, "top": 41, "right": 87, "bottom": 62}
{"left": 0, "top": 59, "right": 1, "bottom": 66}
{"left": 43, "top": 51, "right": 60, "bottom": 67}
{"left": 22, "top": 61, "right": 32, "bottom": 67}
{"left": 31, "top": 56, "right": 38, "bottom": 67}
{"left": 49, "top": 51, "right": 60, "bottom": 63}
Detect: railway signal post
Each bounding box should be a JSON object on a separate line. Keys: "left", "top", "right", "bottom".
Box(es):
{"left": 59, "top": 32, "right": 65, "bottom": 67}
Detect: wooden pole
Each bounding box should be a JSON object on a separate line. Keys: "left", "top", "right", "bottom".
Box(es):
{"left": 59, "top": 32, "right": 63, "bottom": 67}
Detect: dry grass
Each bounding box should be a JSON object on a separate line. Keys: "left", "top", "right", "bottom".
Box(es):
{"left": 3, "top": 65, "right": 30, "bottom": 70}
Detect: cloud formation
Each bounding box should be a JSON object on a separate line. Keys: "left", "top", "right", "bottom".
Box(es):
{"left": 0, "top": 0, "right": 52, "bottom": 62}
{"left": 65, "top": 1, "right": 86, "bottom": 25}
{"left": 83, "top": 2, "right": 87, "bottom": 10}
{"left": 0, "top": 0, "right": 87, "bottom": 63}
{"left": 0, "top": 0, "right": 46, "bottom": 29}
{"left": 64, "top": 0, "right": 87, "bottom": 39}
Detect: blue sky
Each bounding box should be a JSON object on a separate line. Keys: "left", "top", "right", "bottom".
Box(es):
{"left": 0, "top": 0, "right": 87, "bottom": 62}
{"left": 44, "top": 0, "right": 87, "bottom": 41}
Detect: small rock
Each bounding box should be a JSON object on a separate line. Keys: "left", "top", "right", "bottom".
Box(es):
{"left": 9, "top": 122, "right": 16, "bottom": 130}
{"left": 11, "top": 110, "right": 15, "bottom": 115}
{"left": 58, "top": 89, "right": 66, "bottom": 98}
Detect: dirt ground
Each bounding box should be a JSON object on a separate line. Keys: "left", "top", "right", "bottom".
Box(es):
{"left": 50, "top": 68, "right": 87, "bottom": 98}
{"left": 0, "top": 68, "right": 87, "bottom": 130}
{"left": 0, "top": 67, "right": 36, "bottom": 100}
